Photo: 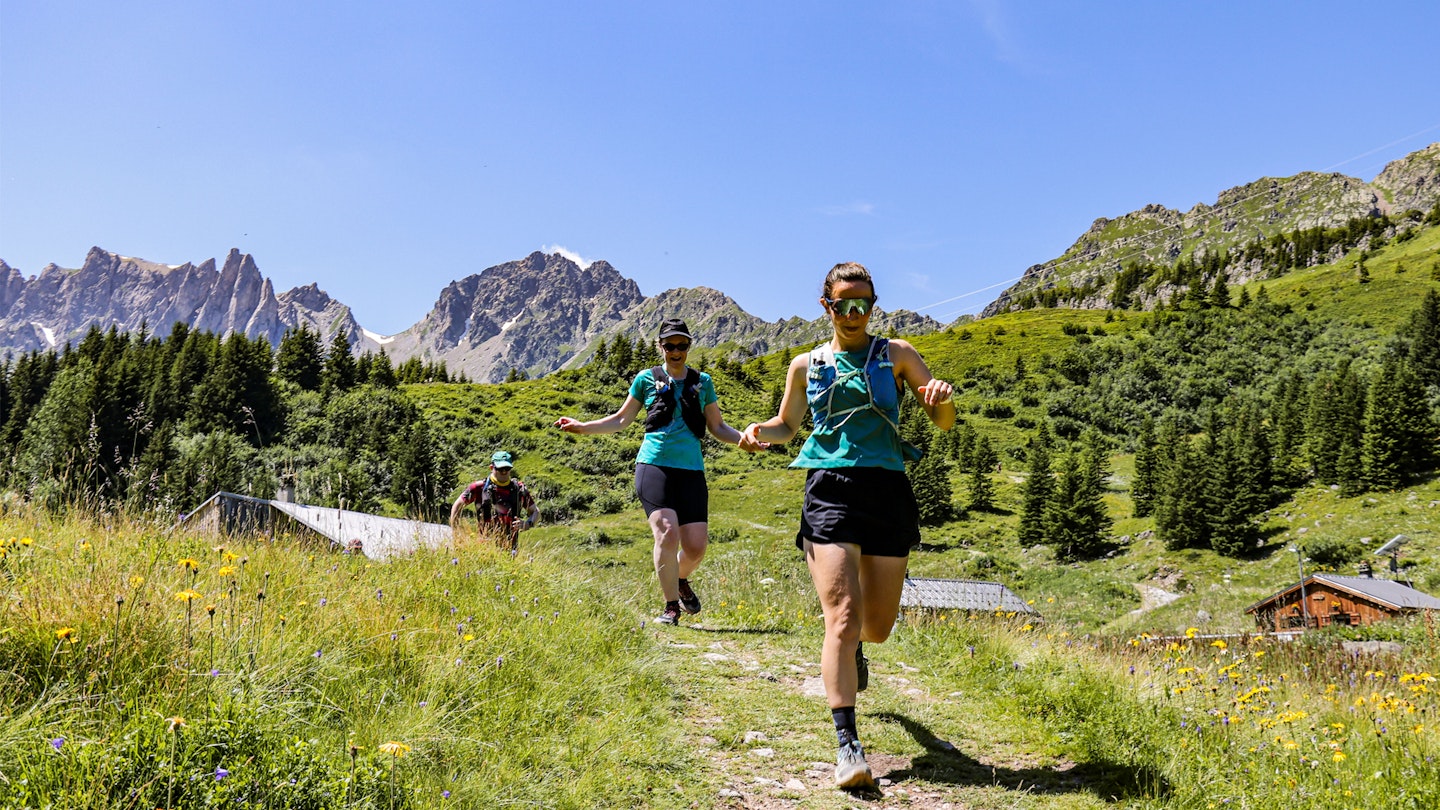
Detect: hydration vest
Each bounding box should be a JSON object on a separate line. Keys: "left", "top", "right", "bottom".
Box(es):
{"left": 806, "top": 337, "right": 923, "bottom": 461}
{"left": 642, "top": 366, "right": 707, "bottom": 439}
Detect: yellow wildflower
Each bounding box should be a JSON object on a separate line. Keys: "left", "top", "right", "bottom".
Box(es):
{"left": 218, "top": 565, "right": 237, "bottom": 577}
{"left": 1185, "top": 627, "right": 1198, "bottom": 638}
{"left": 55, "top": 627, "right": 77, "bottom": 642}
{"left": 174, "top": 589, "right": 202, "bottom": 603}
{"left": 378, "top": 741, "right": 411, "bottom": 757}
{"left": 1210, "top": 639, "right": 1227, "bottom": 650}
{"left": 166, "top": 716, "right": 186, "bottom": 731}
{"left": 1333, "top": 751, "right": 1346, "bottom": 762}
{"left": 178, "top": 558, "right": 199, "bottom": 571}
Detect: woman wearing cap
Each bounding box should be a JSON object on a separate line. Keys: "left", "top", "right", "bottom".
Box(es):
{"left": 738, "top": 262, "right": 954, "bottom": 790}
{"left": 554, "top": 318, "right": 747, "bottom": 625}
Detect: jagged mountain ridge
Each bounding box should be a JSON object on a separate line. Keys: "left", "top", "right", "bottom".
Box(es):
{"left": 983, "top": 142, "right": 1440, "bottom": 316}
{"left": 0, "top": 248, "right": 941, "bottom": 382}
{"left": 0, "top": 248, "right": 371, "bottom": 355}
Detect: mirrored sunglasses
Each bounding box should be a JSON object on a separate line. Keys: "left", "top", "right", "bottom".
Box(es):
{"left": 823, "top": 297, "right": 875, "bottom": 317}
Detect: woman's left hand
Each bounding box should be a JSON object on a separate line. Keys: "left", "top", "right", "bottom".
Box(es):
{"left": 918, "top": 379, "right": 954, "bottom": 408}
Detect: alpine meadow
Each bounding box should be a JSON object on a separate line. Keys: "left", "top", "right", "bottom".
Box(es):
{"left": 3, "top": 161, "right": 1440, "bottom": 808}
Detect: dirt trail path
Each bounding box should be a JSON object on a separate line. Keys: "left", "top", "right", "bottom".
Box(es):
{"left": 653, "top": 619, "right": 1128, "bottom": 810}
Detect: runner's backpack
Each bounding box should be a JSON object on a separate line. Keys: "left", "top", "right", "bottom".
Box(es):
{"left": 643, "top": 365, "right": 707, "bottom": 439}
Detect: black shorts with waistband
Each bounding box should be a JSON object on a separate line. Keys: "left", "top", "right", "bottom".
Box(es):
{"left": 634, "top": 463, "right": 709, "bottom": 526}
{"left": 795, "top": 467, "right": 921, "bottom": 558}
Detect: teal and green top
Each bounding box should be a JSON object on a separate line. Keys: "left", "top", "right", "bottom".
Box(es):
{"left": 629, "top": 367, "right": 717, "bottom": 470}
{"left": 792, "top": 338, "right": 906, "bottom": 471}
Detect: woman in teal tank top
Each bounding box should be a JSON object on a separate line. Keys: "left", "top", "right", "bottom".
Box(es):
{"left": 740, "top": 263, "right": 955, "bottom": 790}
{"left": 555, "top": 318, "right": 747, "bottom": 628}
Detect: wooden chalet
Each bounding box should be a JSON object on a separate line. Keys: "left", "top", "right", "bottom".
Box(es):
{"left": 1245, "top": 569, "right": 1440, "bottom": 632}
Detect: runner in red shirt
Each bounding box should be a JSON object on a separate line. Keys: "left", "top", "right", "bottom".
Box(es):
{"left": 450, "top": 450, "right": 540, "bottom": 553}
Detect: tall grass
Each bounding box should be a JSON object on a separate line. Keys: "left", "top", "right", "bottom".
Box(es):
{"left": 0, "top": 507, "right": 685, "bottom": 808}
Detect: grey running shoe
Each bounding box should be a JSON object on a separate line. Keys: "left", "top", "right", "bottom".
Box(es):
{"left": 834, "top": 739, "right": 875, "bottom": 789}
{"left": 677, "top": 579, "right": 702, "bottom": 614}
{"left": 655, "top": 605, "right": 681, "bottom": 626}
{"left": 855, "top": 645, "right": 869, "bottom": 692}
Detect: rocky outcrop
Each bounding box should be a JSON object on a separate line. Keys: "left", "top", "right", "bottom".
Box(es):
{"left": 983, "top": 142, "right": 1440, "bottom": 317}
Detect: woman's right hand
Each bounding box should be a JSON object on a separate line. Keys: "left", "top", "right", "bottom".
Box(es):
{"left": 738, "top": 423, "right": 771, "bottom": 453}
{"left": 553, "top": 416, "right": 583, "bottom": 433}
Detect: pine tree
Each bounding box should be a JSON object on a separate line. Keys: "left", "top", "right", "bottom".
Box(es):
{"left": 1154, "top": 423, "right": 1206, "bottom": 551}
{"left": 275, "top": 324, "right": 324, "bottom": 391}
{"left": 608, "top": 334, "right": 634, "bottom": 377}
{"left": 321, "top": 331, "right": 357, "bottom": 399}
{"left": 968, "top": 434, "right": 998, "bottom": 513}
{"left": 1362, "top": 356, "right": 1436, "bottom": 489}
{"left": 909, "top": 444, "right": 953, "bottom": 526}
{"left": 1307, "top": 360, "right": 1364, "bottom": 486}
{"left": 1130, "top": 416, "right": 1158, "bottom": 517}
{"left": 1403, "top": 289, "right": 1440, "bottom": 388}
{"left": 1017, "top": 422, "right": 1053, "bottom": 546}
{"left": 1208, "top": 272, "right": 1230, "bottom": 308}
{"left": 369, "top": 350, "right": 398, "bottom": 388}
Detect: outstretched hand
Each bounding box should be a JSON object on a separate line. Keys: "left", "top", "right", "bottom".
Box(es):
{"left": 738, "top": 423, "right": 771, "bottom": 453}
{"left": 553, "top": 416, "right": 583, "bottom": 433}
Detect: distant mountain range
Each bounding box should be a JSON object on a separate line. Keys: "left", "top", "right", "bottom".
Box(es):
{"left": 0, "top": 248, "right": 941, "bottom": 382}
{"left": 4, "top": 143, "right": 1437, "bottom": 381}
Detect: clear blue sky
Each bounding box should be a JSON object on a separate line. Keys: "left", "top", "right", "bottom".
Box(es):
{"left": 3, "top": 1, "right": 1438, "bottom": 335}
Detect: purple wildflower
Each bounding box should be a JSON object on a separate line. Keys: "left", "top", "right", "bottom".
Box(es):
{"left": 215, "top": 767, "right": 229, "bottom": 781}
{"left": 50, "top": 737, "right": 64, "bottom": 751}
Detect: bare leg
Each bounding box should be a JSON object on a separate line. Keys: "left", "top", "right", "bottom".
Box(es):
{"left": 649, "top": 508, "right": 682, "bottom": 602}
{"left": 804, "top": 540, "right": 863, "bottom": 709}
{"left": 677, "top": 522, "right": 708, "bottom": 579}
{"left": 857, "top": 555, "right": 909, "bottom": 643}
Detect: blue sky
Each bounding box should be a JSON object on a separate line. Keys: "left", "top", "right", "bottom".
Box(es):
{"left": 3, "top": 1, "right": 1438, "bottom": 335}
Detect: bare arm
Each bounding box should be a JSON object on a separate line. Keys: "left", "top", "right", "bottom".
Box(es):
{"left": 553, "top": 395, "right": 644, "bottom": 435}
{"left": 449, "top": 496, "right": 468, "bottom": 528}
{"left": 704, "top": 401, "right": 743, "bottom": 446}
{"left": 887, "top": 339, "right": 956, "bottom": 431}
{"left": 740, "top": 354, "right": 810, "bottom": 449}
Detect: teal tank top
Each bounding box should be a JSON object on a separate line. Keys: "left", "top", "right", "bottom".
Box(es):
{"left": 792, "top": 338, "right": 907, "bottom": 471}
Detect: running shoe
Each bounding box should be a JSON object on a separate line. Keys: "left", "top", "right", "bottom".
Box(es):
{"left": 834, "top": 739, "right": 875, "bottom": 789}
{"left": 655, "top": 605, "right": 681, "bottom": 626}
{"left": 677, "top": 578, "right": 702, "bottom": 614}
{"left": 855, "top": 645, "right": 869, "bottom": 692}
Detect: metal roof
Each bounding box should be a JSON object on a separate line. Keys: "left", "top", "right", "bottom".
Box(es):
{"left": 180, "top": 491, "right": 452, "bottom": 562}
{"left": 1245, "top": 573, "right": 1440, "bottom": 614}
{"left": 900, "top": 576, "right": 1038, "bottom": 614}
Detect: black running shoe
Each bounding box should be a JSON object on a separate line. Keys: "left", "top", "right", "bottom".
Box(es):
{"left": 855, "top": 644, "right": 869, "bottom": 692}
{"left": 655, "top": 605, "right": 681, "bottom": 626}
{"left": 677, "top": 578, "right": 702, "bottom": 614}
{"left": 834, "top": 739, "right": 875, "bottom": 789}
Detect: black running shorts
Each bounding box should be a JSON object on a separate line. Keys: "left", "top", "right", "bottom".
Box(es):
{"left": 795, "top": 467, "right": 921, "bottom": 558}
{"left": 634, "top": 463, "right": 709, "bottom": 526}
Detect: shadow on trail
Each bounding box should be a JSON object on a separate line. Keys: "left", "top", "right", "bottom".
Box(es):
{"left": 682, "top": 625, "right": 791, "bottom": 636}
{"left": 871, "top": 712, "right": 1170, "bottom": 802}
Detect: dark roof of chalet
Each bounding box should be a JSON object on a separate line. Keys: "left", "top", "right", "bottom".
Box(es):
{"left": 1245, "top": 573, "right": 1440, "bottom": 614}
{"left": 900, "top": 576, "right": 1039, "bottom": 614}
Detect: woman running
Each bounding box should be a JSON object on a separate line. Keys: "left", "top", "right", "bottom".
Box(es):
{"left": 555, "top": 318, "right": 746, "bottom": 625}
{"left": 739, "top": 262, "right": 955, "bottom": 789}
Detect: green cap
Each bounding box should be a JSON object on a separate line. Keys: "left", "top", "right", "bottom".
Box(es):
{"left": 490, "top": 450, "right": 514, "bottom": 468}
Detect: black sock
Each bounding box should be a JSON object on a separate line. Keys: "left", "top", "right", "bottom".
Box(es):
{"left": 856, "top": 641, "right": 864, "bottom": 660}
{"left": 832, "top": 706, "right": 857, "bottom": 747}
{"left": 665, "top": 600, "right": 680, "bottom": 611}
